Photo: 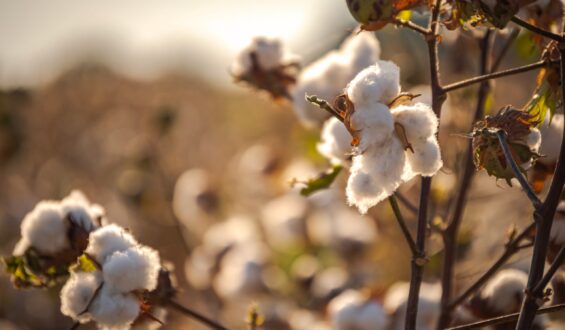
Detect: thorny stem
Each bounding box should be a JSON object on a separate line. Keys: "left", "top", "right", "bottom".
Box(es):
{"left": 446, "top": 302, "right": 565, "bottom": 330}
{"left": 405, "top": 2, "right": 444, "bottom": 329}
{"left": 515, "top": 25, "right": 565, "bottom": 330}
{"left": 437, "top": 30, "right": 495, "bottom": 329}
{"left": 496, "top": 130, "right": 543, "bottom": 209}
{"left": 168, "top": 299, "right": 228, "bottom": 330}
{"left": 448, "top": 222, "right": 535, "bottom": 309}
{"left": 511, "top": 16, "right": 564, "bottom": 42}
{"left": 443, "top": 60, "right": 549, "bottom": 92}
{"left": 389, "top": 196, "right": 418, "bottom": 256}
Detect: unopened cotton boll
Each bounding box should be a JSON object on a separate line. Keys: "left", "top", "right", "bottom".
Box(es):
{"left": 20, "top": 201, "right": 68, "bottom": 255}
{"left": 103, "top": 246, "right": 161, "bottom": 293}
{"left": 60, "top": 271, "right": 103, "bottom": 323}
{"left": 328, "top": 289, "right": 389, "bottom": 330}
{"left": 480, "top": 269, "right": 527, "bottom": 313}
{"left": 317, "top": 117, "right": 352, "bottom": 165}
{"left": 346, "top": 60, "right": 401, "bottom": 106}
{"left": 291, "top": 33, "right": 380, "bottom": 127}
{"left": 90, "top": 286, "right": 140, "bottom": 330}
{"left": 86, "top": 224, "right": 138, "bottom": 264}
{"left": 539, "top": 113, "right": 564, "bottom": 165}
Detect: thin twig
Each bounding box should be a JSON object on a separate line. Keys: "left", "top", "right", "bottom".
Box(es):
{"left": 447, "top": 302, "right": 565, "bottom": 330}
{"left": 437, "top": 30, "right": 495, "bottom": 329}
{"left": 388, "top": 196, "right": 418, "bottom": 255}
{"left": 511, "top": 16, "right": 563, "bottom": 42}
{"left": 305, "top": 95, "right": 343, "bottom": 122}
{"left": 393, "top": 18, "right": 431, "bottom": 35}
{"left": 168, "top": 299, "right": 228, "bottom": 330}
{"left": 516, "top": 26, "right": 565, "bottom": 329}
{"left": 448, "top": 222, "right": 535, "bottom": 309}
{"left": 496, "top": 130, "right": 543, "bottom": 209}
{"left": 533, "top": 244, "right": 565, "bottom": 295}
{"left": 443, "top": 60, "right": 547, "bottom": 92}
{"left": 395, "top": 192, "right": 418, "bottom": 215}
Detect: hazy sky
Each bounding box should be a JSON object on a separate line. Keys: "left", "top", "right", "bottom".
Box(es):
{"left": 0, "top": 0, "right": 354, "bottom": 88}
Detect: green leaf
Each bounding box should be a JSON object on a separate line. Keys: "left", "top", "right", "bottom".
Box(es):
{"left": 396, "top": 10, "right": 412, "bottom": 21}
{"left": 72, "top": 254, "right": 98, "bottom": 273}
{"left": 2, "top": 255, "right": 43, "bottom": 288}
{"left": 299, "top": 165, "right": 343, "bottom": 197}
{"left": 526, "top": 84, "right": 556, "bottom": 127}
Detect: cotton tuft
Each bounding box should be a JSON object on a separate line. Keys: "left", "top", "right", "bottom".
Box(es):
{"left": 317, "top": 117, "right": 352, "bottom": 165}
{"left": 291, "top": 33, "right": 380, "bottom": 127}
{"left": 86, "top": 224, "right": 138, "bottom": 264}
{"left": 328, "top": 289, "right": 389, "bottom": 330}
{"left": 90, "top": 286, "right": 140, "bottom": 330}
{"left": 20, "top": 201, "right": 68, "bottom": 255}
{"left": 539, "top": 113, "right": 563, "bottom": 165}
{"left": 480, "top": 269, "right": 527, "bottom": 313}
{"left": 60, "top": 271, "right": 103, "bottom": 323}
{"left": 346, "top": 60, "right": 401, "bottom": 106}
{"left": 231, "top": 37, "right": 293, "bottom": 76}
{"left": 103, "top": 246, "right": 161, "bottom": 293}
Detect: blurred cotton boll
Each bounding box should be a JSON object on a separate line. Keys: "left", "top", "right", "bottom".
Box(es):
{"left": 290, "top": 309, "right": 330, "bottom": 330}
{"left": 328, "top": 289, "right": 389, "bottom": 330}
{"left": 311, "top": 267, "right": 349, "bottom": 301}
{"left": 539, "top": 113, "right": 564, "bottom": 166}
{"left": 202, "top": 215, "right": 261, "bottom": 257}
{"left": 384, "top": 282, "right": 441, "bottom": 330}
{"left": 172, "top": 168, "right": 219, "bottom": 234}
{"left": 261, "top": 193, "right": 309, "bottom": 250}
{"left": 291, "top": 32, "right": 381, "bottom": 128}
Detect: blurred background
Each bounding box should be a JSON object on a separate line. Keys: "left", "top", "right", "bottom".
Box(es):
{"left": 0, "top": 0, "right": 558, "bottom": 329}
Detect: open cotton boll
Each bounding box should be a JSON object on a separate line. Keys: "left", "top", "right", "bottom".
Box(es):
{"left": 20, "top": 201, "right": 68, "bottom": 255}
{"left": 480, "top": 269, "right": 527, "bottom": 313}
{"left": 317, "top": 117, "right": 352, "bottom": 165}
{"left": 341, "top": 32, "right": 381, "bottom": 75}
{"left": 90, "top": 286, "right": 140, "bottom": 330}
{"left": 347, "top": 137, "right": 406, "bottom": 213}
{"left": 261, "top": 193, "right": 308, "bottom": 249}
{"left": 60, "top": 271, "right": 102, "bottom": 323}
{"left": 351, "top": 103, "right": 395, "bottom": 152}
{"left": 328, "top": 289, "right": 389, "bottom": 330}
{"left": 384, "top": 282, "right": 441, "bottom": 330}
{"left": 405, "top": 138, "right": 443, "bottom": 177}
{"left": 86, "top": 224, "right": 138, "bottom": 264}
{"left": 346, "top": 60, "right": 401, "bottom": 106}
{"left": 12, "top": 238, "right": 30, "bottom": 256}
{"left": 525, "top": 128, "right": 542, "bottom": 153}
{"left": 231, "top": 37, "right": 287, "bottom": 75}
{"left": 391, "top": 103, "right": 438, "bottom": 141}
{"left": 539, "top": 113, "right": 564, "bottom": 165}
{"left": 103, "top": 246, "right": 161, "bottom": 293}
{"left": 61, "top": 190, "right": 101, "bottom": 232}
{"left": 202, "top": 215, "right": 260, "bottom": 256}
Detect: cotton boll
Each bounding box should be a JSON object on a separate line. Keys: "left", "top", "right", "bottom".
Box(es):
{"left": 328, "top": 289, "right": 389, "bottom": 330}
{"left": 391, "top": 103, "right": 438, "bottom": 141}
{"left": 103, "top": 246, "right": 161, "bottom": 293}
{"left": 311, "top": 267, "right": 349, "bottom": 299}
{"left": 317, "top": 117, "right": 352, "bottom": 165}
{"left": 539, "top": 113, "right": 564, "bottom": 165}
{"left": 184, "top": 246, "right": 216, "bottom": 290}
{"left": 526, "top": 128, "right": 542, "bottom": 153}
{"left": 90, "top": 286, "right": 140, "bottom": 330}
{"left": 12, "top": 238, "right": 30, "bottom": 256}
{"left": 20, "top": 201, "right": 68, "bottom": 255}
{"left": 61, "top": 190, "right": 100, "bottom": 232}
{"left": 480, "top": 269, "right": 527, "bottom": 313}
{"left": 232, "top": 37, "right": 286, "bottom": 75}
{"left": 346, "top": 171, "right": 385, "bottom": 214}
{"left": 290, "top": 309, "right": 330, "bottom": 330}
{"left": 405, "top": 138, "right": 443, "bottom": 177}
{"left": 261, "top": 193, "right": 308, "bottom": 250}
{"left": 351, "top": 103, "right": 395, "bottom": 151}
{"left": 202, "top": 215, "right": 260, "bottom": 256}
{"left": 172, "top": 168, "right": 217, "bottom": 233}
{"left": 86, "top": 224, "right": 138, "bottom": 264}
{"left": 384, "top": 282, "right": 441, "bottom": 330}
{"left": 346, "top": 61, "right": 401, "bottom": 106}
{"left": 60, "top": 271, "right": 103, "bottom": 323}
{"left": 341, "top": 32, "right": 381, "bottom": 75}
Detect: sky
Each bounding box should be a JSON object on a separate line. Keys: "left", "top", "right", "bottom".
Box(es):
{"left": 0, "top": 0, "right": 355, "bottom": 88}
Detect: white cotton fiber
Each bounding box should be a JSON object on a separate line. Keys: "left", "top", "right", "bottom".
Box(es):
{"left": 525, "top": 128, "right": 542, "bottom": 152}
{"left": 346, "top": 60, "right": 401, "bottom": 107}
{"left": 384, "top": 282, "right": 441, "bottom": 330}
{"left": 61, "top": 190, "right": 100, "bottom": 233}
{"left": 86, "top": 224, "right": 138, "bottom": 264}
{"left": 328, "top": 289, "right": 389, "bottom": 330}
{"left": 103, "top": 246, "right": 161, "bottom": 293}
{"left": 405, "top": 138, "right": 443, "bottom": 177}
{"left": 20, "top": 201, "right": 68, "bottom": 255}
{"left": 480, "top": 269, "right": 527, "bottom": 313}
{"left": 90, "top": 286, "right": 140, "bottom": 330}
{"left": 351, "top": 102, "right": 395, "bottom": 152}
{"left": 60, "top": 271, "right": 103, "bottom": 323}
{"left": 539, "top": 113, "right": 563, "bottom": 165}
{"left": 391, "top": 103, "right": 438, "bottom": 141}
{"left": 291, "top": 33, "right": 380, "bottom": 128}
{"left": 317, "top": 117, "right": 352, "bottom": 165}
{"left": 232, "top": 37, "right": 287, "bottom": 76}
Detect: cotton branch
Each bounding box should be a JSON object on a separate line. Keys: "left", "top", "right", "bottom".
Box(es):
{"left": 511, "top": 16, "right": 564, "bottom": 42}
{"left": 515, "top": 26, "right": 565, "bottom": 329}
{"left": 496, "top": 130, "right": 543, "bottom": 209}
{"left": 446, "top": 302, "right": 565, "bottom": 330}
{"left": 168, "top": 300, "right": 228, "bottom": 330}
{"left": 388, "top": 196, "right": 418, "bottom": 256}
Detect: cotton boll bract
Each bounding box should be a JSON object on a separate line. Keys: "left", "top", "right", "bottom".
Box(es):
{"left": 317, "top": 117, "right": 353, "bottom": 166}
{"left": 60, "top": 271, "right": 103, "bottom": 323}
{"left": 346, "top": 60, "right": 401, "bottom": 107}
{"left": 86, "top": 224, "right": 138, "bottom": 264}
{"left": 103, "top": 246, "right": 161, "bottom": 293}
{"left": 328, "top": 289, "right": 389, "bottom": 330}
{"left": 20, "top": 201, "right": 68, "bottom": 255}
